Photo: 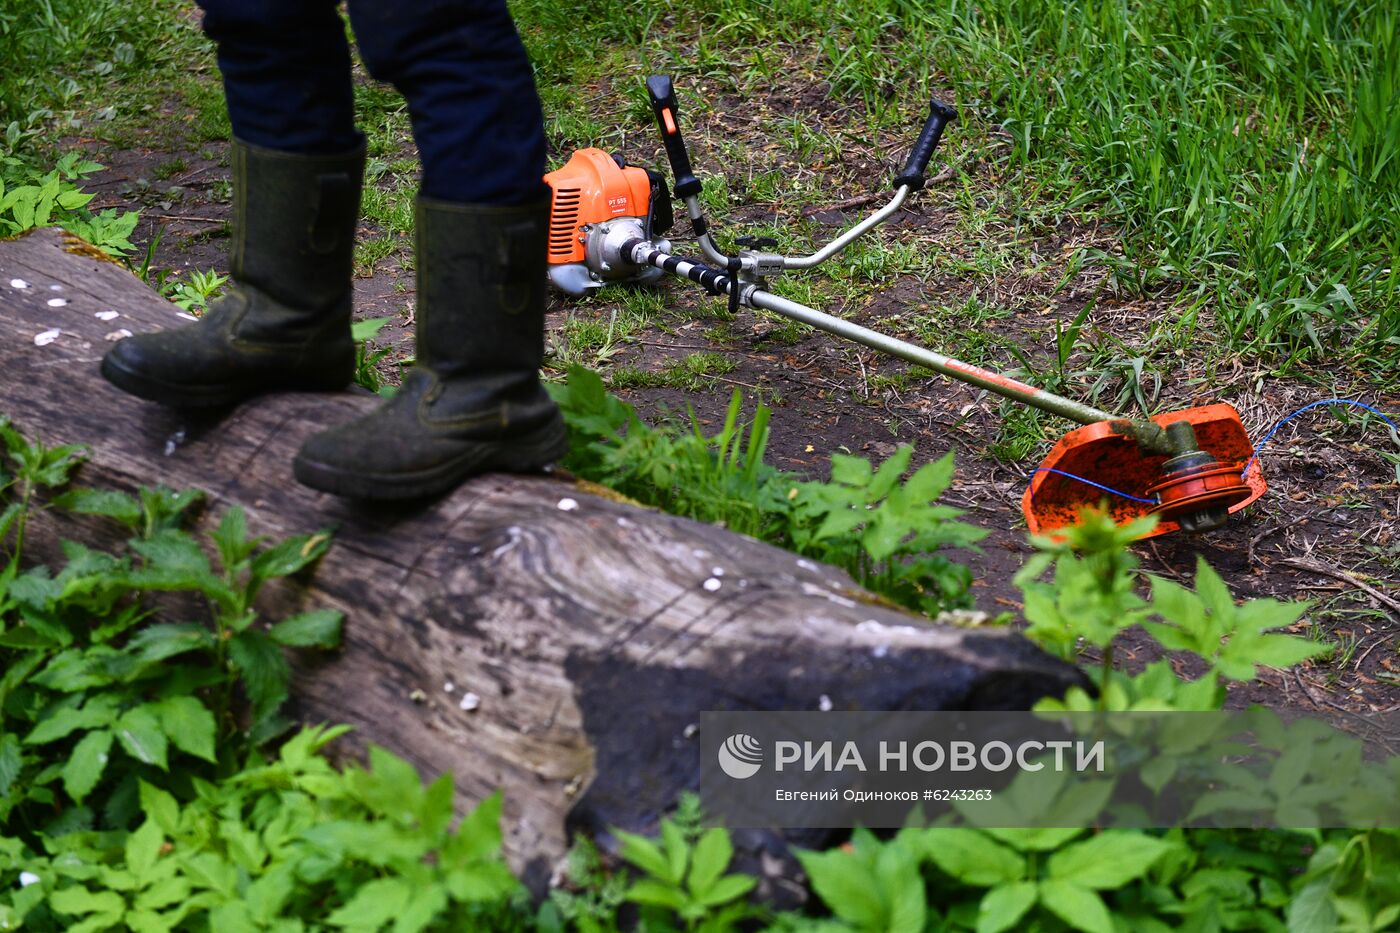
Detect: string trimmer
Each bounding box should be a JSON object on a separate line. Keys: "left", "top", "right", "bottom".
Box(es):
{"left": 541, "top": 75, "right": 1266, "bottom": 539}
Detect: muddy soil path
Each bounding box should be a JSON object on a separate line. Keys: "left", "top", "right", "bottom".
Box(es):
{"left": 72, "top": 64, "right": 1399, "bottom": 716}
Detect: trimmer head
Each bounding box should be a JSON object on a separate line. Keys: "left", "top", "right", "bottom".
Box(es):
{"left": 1023, "top": 403, "right": 1266, "bottom": 539}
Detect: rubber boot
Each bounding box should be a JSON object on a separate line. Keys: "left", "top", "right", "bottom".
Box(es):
{"left": 101, "top": 138, "right": 365, "bottom": 407}
{"left": 292, "top": 197, "right": 568, "bottom": 499}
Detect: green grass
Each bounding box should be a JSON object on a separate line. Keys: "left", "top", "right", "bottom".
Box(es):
{"left": 510, "top": 0, "right": 1399, "bottom": 364}
{"left": 610, "top": 351, "right": 738, "bottom": 390}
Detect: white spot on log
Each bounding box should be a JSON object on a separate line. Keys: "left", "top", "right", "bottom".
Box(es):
{"left": 48, "top": 284, "right": 63, "bottom": 291}
{"left": 872, "top": 644, "right": 890, "bottom": 659}
{"left": 444, "top": 682, "right": 455, "bottom": 693}
{"left": 164, "top": 429, "right": 186, "bottom": 457}
{"left": 104, "top": 329, "right": 133, "bottom": 341}
{"left": 9, "top": 278, "right": 29, "bottom": 289}
{"left": 692, "top": 548, "right": 710, "bottom": 559}
{"left": 797, "top": 559, "right": 818, "bottom": 571}
{"left": 491, "top": 526, "right": 522, "bottom": 558}
{"left": 616, "top": 516, "right": 634, "bottom": 527}
{"left": 556, "top": 497, "right": 579, "bottom": 511}
{"left": 176, "top": 312, "right": 198, "bottom": 321}
{"left": 408, "top": 689, "right": 426, "bottom": 704}
{"left": 857, "top": 618, "right": 923, "bottom": 638}
{"left": 34, "top": 328, "right": 61, "bottom": 346}
{"left": 703, "top": 577, "right": 722, "bottom": 592}
{"left": 96, "top": 310, "right": 119, "bottom": 321}
{"left": 818, "top": 694, "right": 833, "bottom": 712}
{"left": 46, "top": 298, "right": 68, "bottom": 307}
{"left": 682, "top": 723, "right": 698, "bottom": 739}
{"left": 18, "top": 872, "right": 39, "bottom": 887}
{"left": 459, "top": 691, "right": 481, "bottom": 712}
{"left": 711, "top": 566, "right": 725, "bottom": 577}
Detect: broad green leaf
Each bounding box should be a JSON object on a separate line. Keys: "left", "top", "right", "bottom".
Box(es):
{"left": 924, "top": 828, "right": 1026, "bottom": 885}
{"left": 878, "top": 841, "right": 927, "bottom": 933}
{"left": 392, "top": 883, "right": 448, "bottom": 933}
{"left": 866, "top": 444, "right": 915, "bottom": 501}
{"left": 904, "top": 452, "right": 956, "bottom": 503}
{"left": 326, "top": 876, "right": 411, "bottom": 928}
{"left": 210, "top": 507, "right": 256, "bottom": 571}
{"left": 419, "top": 772, "right": 455, "bottom": 838}
{"left": 453, "top": 789, "right": 504, "bottom": 862}
{"left": 129, "top": 530, "right": 213, "bottom": 581}
{"left": 269, "top": 608, "right": 343, "bottom": 648}
{"left": 1249, "top": 633, "right": 1331, "bottom": 671}
{"left": 352, "top": 316, "right": 393, "bottom": 342}
{"left": 977, "top": 881, "right": 1038, "bottom": 933}
{"left": 829, "top": 453, "right": 874, "bottom": 487}
{"left": 696, "top": 873, "right": 756, "bottom": 908}
{"left": 687, "top": 828, "right": 733, "bottom": 898}
{"left": 983, "top": 827, "right": 1084, "bottom": 852}
{"left": 1193, "top": 558, "right": 1235, "bottom": 620}
{"left": 250, "top": 531, "right": 332, "bottom": 581}
{"left": 138, "top": 781, "right": 181, "bottom": 835}
{"left": 125, "top": 818, "right": 164, "bottom": 882}
{"left": 615, "top": 829, "right": 672, "bottom": 882}
{"left": 25, "top": 696, "right": 117, "bottom": 744}
{"left": 661, "top": 819, "right": 688, "bottom": 884}
{"left": 53, "top": 488, "right": 142, "bottom": 528}
{"left": 794, "top": 847, "right": 884, "bottom": 928}
{"left": 244, "top": 863, "right": 296, "bottom": 924}
{"left": 1038, "top": 880, "right": 1112, "bottom": 933}
{"left": 49, "top": 886, "right": 125, "bottom": 918}
{"left": 444, "top": 861, "right": 516, "bottom": 902}
{"left": 63, "top": 729, "right": 113, "bottom": 803}
{"left": 116, "top": 706, "right": 169, "bottom": 770}
{"left": 1286, "top": 880, "right": 1336, "bottom": 933}
{"left": 228, "top": 630, "right": 290, "bottom": 723}
{"left": 149, "top": 695, "right": 217, "bottom": 763}
{"left": 0, "top": 733, "right": 21, "bottom": 797}
{"left": 1048, "top": 831, "right": 1171, "bottom": 889}
{"left": 124, "top": 623, "right": 216, "bottom": 665}
{"left": 626, "top": 878, "right": 689, "bottom": 910}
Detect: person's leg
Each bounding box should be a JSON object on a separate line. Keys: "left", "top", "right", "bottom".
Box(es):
{"left": 101, "top": 0, "right": 366, "bottom": 407}
{"left": 346, "top": 0, "right": 546, "bottom": 203}
{"left": 294, "top": 0, "right": 565, "bottom": 499}
{"left": 202, "top": 0, "right": 361, "bottom": 154}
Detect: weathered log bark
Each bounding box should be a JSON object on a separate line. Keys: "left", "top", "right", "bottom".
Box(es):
{"left": 0, "top": 228, "right": 1083, "bottom": 887}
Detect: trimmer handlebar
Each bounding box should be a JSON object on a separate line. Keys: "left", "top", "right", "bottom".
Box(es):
{"left": 645, "top": 75, "right": 702, "bottom": 199}
{"left": 893, "top": 98, "right": 957, "bottom": 192}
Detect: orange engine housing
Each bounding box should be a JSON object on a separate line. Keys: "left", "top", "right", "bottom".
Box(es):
{"left": 544, "top": 148, "right": 653, "bottom": 265}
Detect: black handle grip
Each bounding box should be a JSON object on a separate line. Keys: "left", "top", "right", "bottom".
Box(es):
{"left": 893, "top": 97, "right": 957, "bottom": 192}
{"left": 646, "top": 75, "right": 703, "bottom": 199}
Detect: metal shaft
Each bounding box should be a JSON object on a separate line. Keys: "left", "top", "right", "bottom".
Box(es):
{"left": 626, "top": 242, "right": 1119, "bottom": 428}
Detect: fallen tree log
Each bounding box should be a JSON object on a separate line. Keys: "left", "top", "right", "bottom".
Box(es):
{"left": 0, "top": 227, "right": 1084, "bottom": 887}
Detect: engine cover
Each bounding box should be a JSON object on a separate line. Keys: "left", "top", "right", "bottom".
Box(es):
{"left": 544, "top": 148, "right": 672, "bottom": 296}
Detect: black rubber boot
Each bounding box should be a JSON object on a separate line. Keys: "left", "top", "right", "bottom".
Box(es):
{"left": 101, "top": 138, "right": 365, "bottom": 407}
{"left": 293, "top": 196, "right": 568, "bottom": 500}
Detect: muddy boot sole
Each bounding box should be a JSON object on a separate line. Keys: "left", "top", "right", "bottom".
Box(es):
{"left": 292, "top": 413, "right": 570, "bottom": 500}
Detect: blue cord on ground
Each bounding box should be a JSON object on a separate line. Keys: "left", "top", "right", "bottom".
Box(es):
{"left": 1241, "top": 398, "right": 1399, "bottom": 477}
{"left": 1029, "top": 398, "right": 1399, "bottom": 505}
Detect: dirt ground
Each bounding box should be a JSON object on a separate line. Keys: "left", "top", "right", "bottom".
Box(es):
{"left": 72, "top": 69, "right": 1400, "bottom": 717}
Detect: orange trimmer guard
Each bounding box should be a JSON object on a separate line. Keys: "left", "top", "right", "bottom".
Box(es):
{"left": 1022, "top": 403, "right": 1267, "bottom": 539}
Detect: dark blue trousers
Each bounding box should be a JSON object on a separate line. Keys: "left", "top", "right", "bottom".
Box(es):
{"left": 197, "top": 0, "right": 546, "bottom": 205}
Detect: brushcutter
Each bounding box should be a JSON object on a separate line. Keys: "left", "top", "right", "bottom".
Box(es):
{"left": 541, "top": 75, "right": 1266, "bottom": 538}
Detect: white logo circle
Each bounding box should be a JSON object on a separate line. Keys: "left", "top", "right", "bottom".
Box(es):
{"left": 717, "top": 733, "right": 763, "bottom": 779}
